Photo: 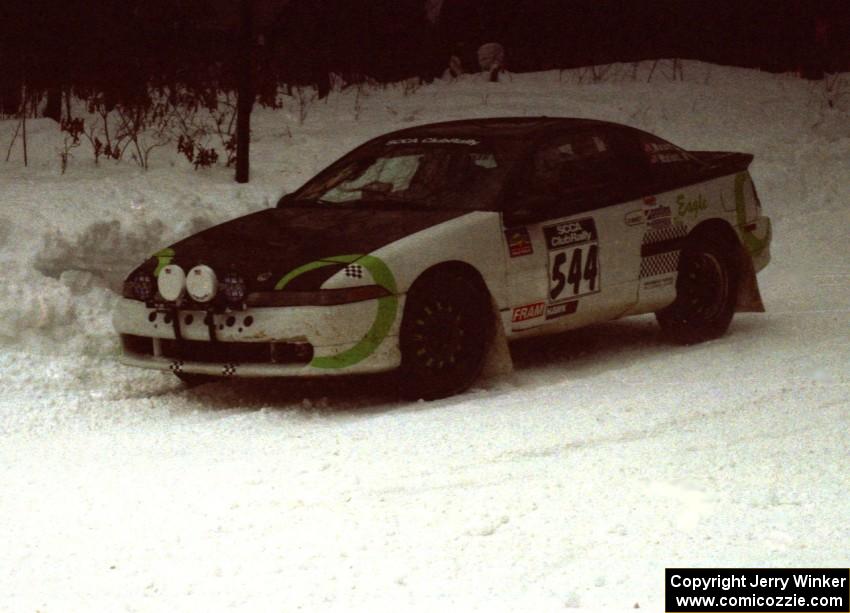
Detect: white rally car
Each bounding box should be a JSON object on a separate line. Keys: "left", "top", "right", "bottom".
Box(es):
{"left": 114, "top": 117, "right": 772, "bottom": 399}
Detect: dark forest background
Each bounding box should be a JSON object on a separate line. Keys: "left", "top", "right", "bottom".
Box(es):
{"left": 2, "top": 0, "right": 848, "bottom": 115}
{"left": 1, "top": 0, "right": 847, "bottom": 178}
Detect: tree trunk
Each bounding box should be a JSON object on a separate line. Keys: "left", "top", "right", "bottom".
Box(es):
{"left": 45, "top": 87, "right": 62, "bottom": 122}
{"left": 235, "top": 0, "right": 254, "bottom": 184}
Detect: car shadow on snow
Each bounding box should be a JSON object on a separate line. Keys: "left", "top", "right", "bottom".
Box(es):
{"left": 184, "top": 315, "right": 751, "bottom": 413}
{"left": 508, "top": 314, "right": 670, "bottom": 373}
{"left": 178, "top": 313, "right": 722, "bottom": 414}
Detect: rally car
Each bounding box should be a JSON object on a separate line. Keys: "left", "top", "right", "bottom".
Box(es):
{"left": 114, "top": 117, "right": 772, "bottom": 399}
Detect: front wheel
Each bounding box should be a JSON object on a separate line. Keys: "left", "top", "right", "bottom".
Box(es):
{"left": 398, "top": 272, "right": 494, "bottom": 400}
{"left": 656, "top": 234, "right": 739, "bottom": 344}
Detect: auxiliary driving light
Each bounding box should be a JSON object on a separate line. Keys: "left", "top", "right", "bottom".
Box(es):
{"left": 222, "top": 272, "right": 247, "bottom": 304}
{"left": 157, "top": 264, "right": 186, "bottom": 302}
{"left": 186, "top": 265, "right": 218, "bottom": 303}
{"left": 131, "top": 272, "right": 155, "bottom": 302}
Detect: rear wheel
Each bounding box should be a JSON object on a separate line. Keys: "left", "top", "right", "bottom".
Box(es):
{"left": 656, "top": 234, "right": 739, "bottom": 344}
{"left": 399, "top": 271, "right": 493, "bottom": 400}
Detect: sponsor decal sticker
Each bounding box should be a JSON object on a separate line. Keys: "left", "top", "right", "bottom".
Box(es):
{"left": 543, "top": 218, "right": 598, "bottom": 249}
{"left": 545, "top": 300, "right": 578, "bottom": 320}
{"left": 676, "top": 193, "right": 708, "bottom": 219}
{"left": 645, "top": 204, "right": 673, "bottom": 230}
{"left": 644, "top": 142, "right": 688, "bottom": 164}
{"left": 645, "top": 205, "right": 672, "bottom": 221}
{"left": 512, "top": 301, "right": 545, "bottom": 323}
{"left": 624, "top": 210, "right": 644, "bottom": 226}
{"left": 544, "top": 218, "right": 601, "bottom": 303}
{"left": 642, "top": 277, "right": 674, "bottom": 290}
{"left": 505, "top": 227, "right": 533, "bottom": 257}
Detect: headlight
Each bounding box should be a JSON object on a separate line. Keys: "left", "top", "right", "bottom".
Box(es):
{"left": 221, "top": 272, "right": 247, "bottom": 304}
{"left": 124, "top": 271, "right": 155, "bottom": 301}
{"left": 246, "top": 285, "right": 390, "bottom": 307}
{"left": 186, "top": 265, "right": 218, "bottom": 303}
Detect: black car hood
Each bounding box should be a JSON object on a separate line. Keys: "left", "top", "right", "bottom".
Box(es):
{"left": 149, "top": 205, "right": 469, "bottom": 292}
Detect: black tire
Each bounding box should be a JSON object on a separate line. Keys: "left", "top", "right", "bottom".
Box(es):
{"left": 175, "top": 372, "right": 219, "bottom": 387}
{"left": 656, "top": 233, "right": 739, "bottom": 344}
{"left": 398, "top": 271, "right": 494, "bottom": 400}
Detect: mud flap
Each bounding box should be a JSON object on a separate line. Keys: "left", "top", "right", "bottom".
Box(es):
{"left": 736, "top": 245, "right": 766, "bottom": 313}
{"left": 480, "top": 298, "right": 514, "bottom": 379}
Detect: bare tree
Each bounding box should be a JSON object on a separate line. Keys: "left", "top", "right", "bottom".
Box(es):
{"left": 235, "top": 0, "right": 254, "bottom": 183}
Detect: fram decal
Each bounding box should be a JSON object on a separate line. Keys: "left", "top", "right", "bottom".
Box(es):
{"left": 543, "top": 218, "right": 598, "bottom": 250}
{"left": 505, "top": 227, "right": 533, "bottom": 257}
{"left": 546, "top": 300, "right": 578, "bottom": 320}
{"left": 511, "top": 302, "right": 545, "bottom": 323}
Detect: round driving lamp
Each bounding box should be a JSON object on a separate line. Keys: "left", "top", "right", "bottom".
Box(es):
{"left": 157, "top": 264, "right": 186, "bottom": 302}
{"left": 186, "top": 265, "right": 218, "bottom": 303}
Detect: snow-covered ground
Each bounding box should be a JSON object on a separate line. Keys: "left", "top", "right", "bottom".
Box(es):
{"left": 1, "top": 62, "right": 848, "bottom": 611}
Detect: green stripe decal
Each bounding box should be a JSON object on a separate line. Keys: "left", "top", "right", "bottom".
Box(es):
{"left": 274, "top": 254, "right": 399, "bottom": 370}
{"left": 153, "top": 248, "right": 175, "bottom": 276}
{"left": 274, "top": 259, "right": 338, "bottom": 290}
{"left": 735, "top": 173, "right": 770, "bottom": 258}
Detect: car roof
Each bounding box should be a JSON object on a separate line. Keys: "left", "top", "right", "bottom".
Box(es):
{"left": 380, "top": 117, "right": 623, "bottom": 141}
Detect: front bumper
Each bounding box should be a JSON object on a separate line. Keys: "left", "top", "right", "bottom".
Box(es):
{"left": 112, "top": 296, "right": 405, "bottom": 378}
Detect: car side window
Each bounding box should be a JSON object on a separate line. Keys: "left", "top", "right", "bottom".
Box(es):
{"left": 526, "top": 131, "right": 619, "bottom": 211}
{"left": 635, "top": 130, "right": 701, "bottom": 188}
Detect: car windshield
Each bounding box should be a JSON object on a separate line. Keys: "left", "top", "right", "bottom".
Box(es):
{"left": 292, "top": 141, "right": 511, "bottom": 211}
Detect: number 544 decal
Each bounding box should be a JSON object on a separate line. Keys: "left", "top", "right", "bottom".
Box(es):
{"left": 544, "top": 218, "right": 601, "bottom": 302}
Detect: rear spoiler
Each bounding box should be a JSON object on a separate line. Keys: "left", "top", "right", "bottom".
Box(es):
{"left": 689, "top": 151, "right": 754, "bottom": 174}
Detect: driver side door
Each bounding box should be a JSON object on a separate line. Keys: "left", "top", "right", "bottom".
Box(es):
{"left": 502, "top": 129, "right": 646, "bottom": 335}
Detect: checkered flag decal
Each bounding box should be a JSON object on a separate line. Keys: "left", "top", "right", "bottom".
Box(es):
{"left": 640, "top": 251, "right": 680, "bottom": 278}
{"left": 169, "top": 360, "right": 184, "bottom": 373}
{"left": 642, "top": 224, "right": 688, "bottom": 245}
{"left": 344, "top": 265, "right": 364, "bottom": 279}
{"left": 221, "top": 363, "right": 237, "bottom": 377}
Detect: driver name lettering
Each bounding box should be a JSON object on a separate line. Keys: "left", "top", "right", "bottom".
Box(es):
{"left": 385, "top": 137, "right": 480, "bottom": 146}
